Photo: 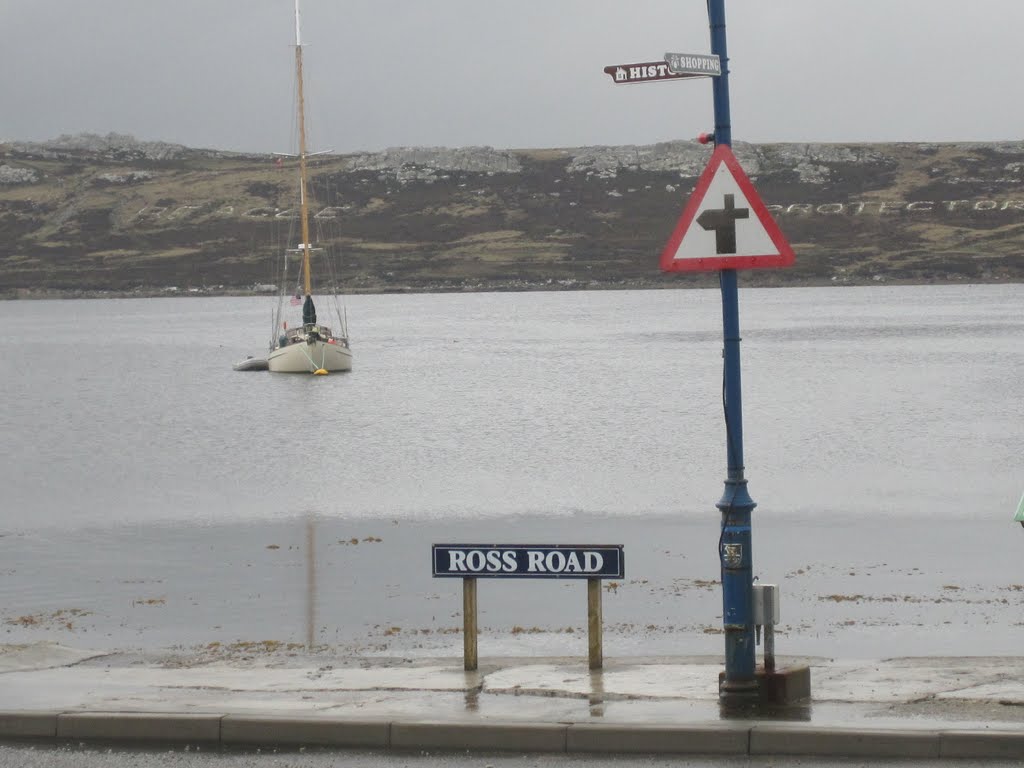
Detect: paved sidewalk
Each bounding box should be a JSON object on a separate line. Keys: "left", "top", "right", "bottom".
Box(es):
{"left": 1, "top": 644, "right": 1023, "bottom": 758}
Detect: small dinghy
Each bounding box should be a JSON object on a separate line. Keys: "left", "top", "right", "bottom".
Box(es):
{"left": 232, "top": 356, "right": 269, "bottom": 372}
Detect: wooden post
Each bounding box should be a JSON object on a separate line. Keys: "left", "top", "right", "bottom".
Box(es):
{"left": 305, "top": 516, "right": 316, "bottom": 650}
{"left": 587, "top": 577, "right": 603, "bottom": 670}
{"left": 463, "top": 577, "right": 478, "bottom": 671}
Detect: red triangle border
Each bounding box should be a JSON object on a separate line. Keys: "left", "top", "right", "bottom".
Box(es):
{"left": 659, "top": 144, "right": 796, "bottom": 272}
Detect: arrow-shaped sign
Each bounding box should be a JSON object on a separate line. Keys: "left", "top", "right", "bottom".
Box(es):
{"left": 603, "top": 61, "right": 702, "bottom": 84}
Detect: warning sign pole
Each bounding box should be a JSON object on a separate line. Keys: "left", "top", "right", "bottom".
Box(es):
{"left": 708, "top": 0, "right": 758, "bottom": 701}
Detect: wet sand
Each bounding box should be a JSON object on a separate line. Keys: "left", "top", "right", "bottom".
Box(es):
{"left": 2, "top": 513, "right": 1021, "bottom": 662}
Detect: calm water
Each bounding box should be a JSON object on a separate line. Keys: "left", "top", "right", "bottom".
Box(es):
{"left": 0, "top": 284, "right": 1021, "bottom": 658}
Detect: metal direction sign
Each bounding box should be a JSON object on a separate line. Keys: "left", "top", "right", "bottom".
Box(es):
{"left": 660, "top": 144, "right": 795, "bottom": 272}
{"left": 664, "top": 51, "right": 721, "bottom": 77}
{"left": 603, "top": 61, "right": 695, "bottom": 84}
{"left": 432, "top": 544, "right": 624, "bottom": 579}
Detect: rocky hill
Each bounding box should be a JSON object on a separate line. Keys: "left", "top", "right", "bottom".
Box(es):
{"left": 1, "top": 133, "right": 1022, "bottom": 296}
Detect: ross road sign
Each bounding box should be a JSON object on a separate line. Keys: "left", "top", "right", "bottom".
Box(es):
{"left": 660, "top": 144, "right": 795, "bottom": 272}
{"left": 432, "top": 544, "right": 624, "bottom": 579}
{"left": 664, "top": 51, "right": 721, "bottom": 77}
{"left": 603, "top": 61, "right": 697, "bottom": 84}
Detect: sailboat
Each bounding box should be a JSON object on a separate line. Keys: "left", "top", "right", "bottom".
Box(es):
{"left": 266, "top": 0, "right": 352, "bottom": 374}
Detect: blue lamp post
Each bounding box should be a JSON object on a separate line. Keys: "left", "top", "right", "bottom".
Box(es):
{"left": 707, "top": 0, "right": 758, "bottom": 698}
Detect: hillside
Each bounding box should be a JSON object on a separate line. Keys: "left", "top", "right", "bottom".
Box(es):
{"left": 1, "top": 133, "right": 1022, "bottom": 296}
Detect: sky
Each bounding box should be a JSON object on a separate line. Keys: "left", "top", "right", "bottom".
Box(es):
{"left": 3, "top": 0, "right": 1023, "bottom": 154}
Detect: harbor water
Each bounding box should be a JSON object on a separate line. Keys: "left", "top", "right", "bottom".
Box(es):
{"left": 0, "top": 284, "right": 1021, "bottom": 660}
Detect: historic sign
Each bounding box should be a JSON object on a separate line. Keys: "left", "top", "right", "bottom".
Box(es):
{"left": 432, "top": 544, "right": 624, "bottom": 579}
{"left": 664, "top": 51, "right": 721, "bottom": 76}
{"left": 603, "top": 62, "right": 694, "bottom": 84}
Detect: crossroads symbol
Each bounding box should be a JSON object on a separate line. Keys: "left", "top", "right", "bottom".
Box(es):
{"left": 697, "top": 193, "right": 749, "bottom": 254}
{"left": 659, "top": 144, "right": 795, "bottom": 272}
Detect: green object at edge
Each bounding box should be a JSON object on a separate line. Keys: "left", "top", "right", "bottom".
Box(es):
{"left": 1015, "top": 492, "right": 1024, "bottom": 523}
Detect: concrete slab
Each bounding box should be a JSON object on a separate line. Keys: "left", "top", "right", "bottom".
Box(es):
{"left": 0, "top": 664, "right": 477, "bottom": 712}
{"left": 1, "top": 646, "right": 1023, "bottom": 758}
{"left": 484, "top": 663, "right": 720, "bottom": 699}
{"left": 936, "top": 681, "right": 1024, "bottom": 704}
{"left": 750, "top": 725, "right": 941, "bottom": 758}
{"left": 84, "top": 664, "right": 478, "bottom": 694}
{"left": 390, "top": 721, "right": 567, "bottom": 752}
{"left": 812, "top": 658, "right": 1024, "bottom": 703}
{"left": 939, "top": 730, "right": 1024, "bottom": 759}
{"left": 0, "top": 712, "right": 59, "bottom": 738}
{"left": 55, "top": 712, "right": 222, "bottom": 743}
{"left": 0, "top": 643, "right": 109, "bottom": 672}
{"left": 566, "top": 723, "right": 749, "bottom": 754}
{"left": 221, "top": 716, "right": 390, "bottom": 748}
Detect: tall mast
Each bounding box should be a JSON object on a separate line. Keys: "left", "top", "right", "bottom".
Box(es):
{"left": 294, "top": 0, "right": 312, "bottom": 298}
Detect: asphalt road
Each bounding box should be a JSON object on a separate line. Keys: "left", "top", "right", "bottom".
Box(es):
{"left": 1, "top": 745, "right": 1022, "bottom": 768}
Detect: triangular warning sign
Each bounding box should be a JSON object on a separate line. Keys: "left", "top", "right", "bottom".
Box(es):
{"left": 660, "top": 144, "right": 795, "bottom": 272}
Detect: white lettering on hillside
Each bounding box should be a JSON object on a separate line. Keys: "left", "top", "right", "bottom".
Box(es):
{"left": 128, "top": 199, "right": 1024, "bottom": 223}
{"left": 762, "top": 200, "right": 1024, "bottom": 215}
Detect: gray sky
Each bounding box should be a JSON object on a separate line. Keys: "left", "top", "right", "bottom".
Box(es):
{"left": 3, "top": 0, "right": 1023, "bottom": 154}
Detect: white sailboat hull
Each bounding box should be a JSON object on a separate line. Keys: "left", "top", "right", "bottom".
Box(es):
{"left": 267, "top": 339, "right": 352, "bottom": 373}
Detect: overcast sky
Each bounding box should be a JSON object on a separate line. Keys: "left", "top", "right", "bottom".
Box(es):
{"left": 3, "top": 0, "right": 1023, "bottom": 154}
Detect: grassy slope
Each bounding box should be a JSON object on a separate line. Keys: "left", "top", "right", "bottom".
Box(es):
{"left": 0, "top": 142, "right": 1021, "bottom": 295}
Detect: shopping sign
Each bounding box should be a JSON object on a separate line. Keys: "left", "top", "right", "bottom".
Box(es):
{"left": 660, "top": 144, "right": 795, "bottom": 272}
{"left": 604, "top": 53, "right": 721, "bottom": 85}
{"left": 664, "top": 52, "right": 721, "bottom": 77}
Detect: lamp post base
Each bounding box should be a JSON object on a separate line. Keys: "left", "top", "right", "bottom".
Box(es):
{"left": 718, "top": 665, "right": 812, "bottom": 705}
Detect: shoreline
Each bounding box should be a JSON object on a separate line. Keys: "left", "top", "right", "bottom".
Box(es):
{"left": 2, "top": 276, "right": 1020, "bottom": 300}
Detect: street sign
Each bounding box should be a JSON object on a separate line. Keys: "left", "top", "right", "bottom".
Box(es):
{"left": 432, "top": 544, "right": 624, "bottom": 579}
{"left": 664, "top": 51, "right": 721, "bottom": 77}
{"left": 660, "top": 144, "right": 795, "bottom": 272}
{"left": 603, "top": 61, "right": 696, "bottom": 84}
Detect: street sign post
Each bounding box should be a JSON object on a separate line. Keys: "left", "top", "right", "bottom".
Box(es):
{"left": 432, "top": 544, "right": 625, "bottom": 671}
{"left": 604, "top": 0, "right": 795, "bottom": 702}
{"left": 655, "top": 0, "right": 795, "bottom": 701}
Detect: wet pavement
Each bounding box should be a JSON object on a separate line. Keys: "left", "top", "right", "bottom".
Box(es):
{"left": 1, "top": 643, "right": 1022, "bottom": 758}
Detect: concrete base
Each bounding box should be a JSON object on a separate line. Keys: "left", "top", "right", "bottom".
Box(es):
{"left": 719, "top": 665, "right": 811, "bottom": 704}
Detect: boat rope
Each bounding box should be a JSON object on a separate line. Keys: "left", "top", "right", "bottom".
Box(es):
{"left": 291, "top": 340, "right": 317, "bottom": 372}
{"left": 296, "top": 339, "right": 331, "bottom": 374}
